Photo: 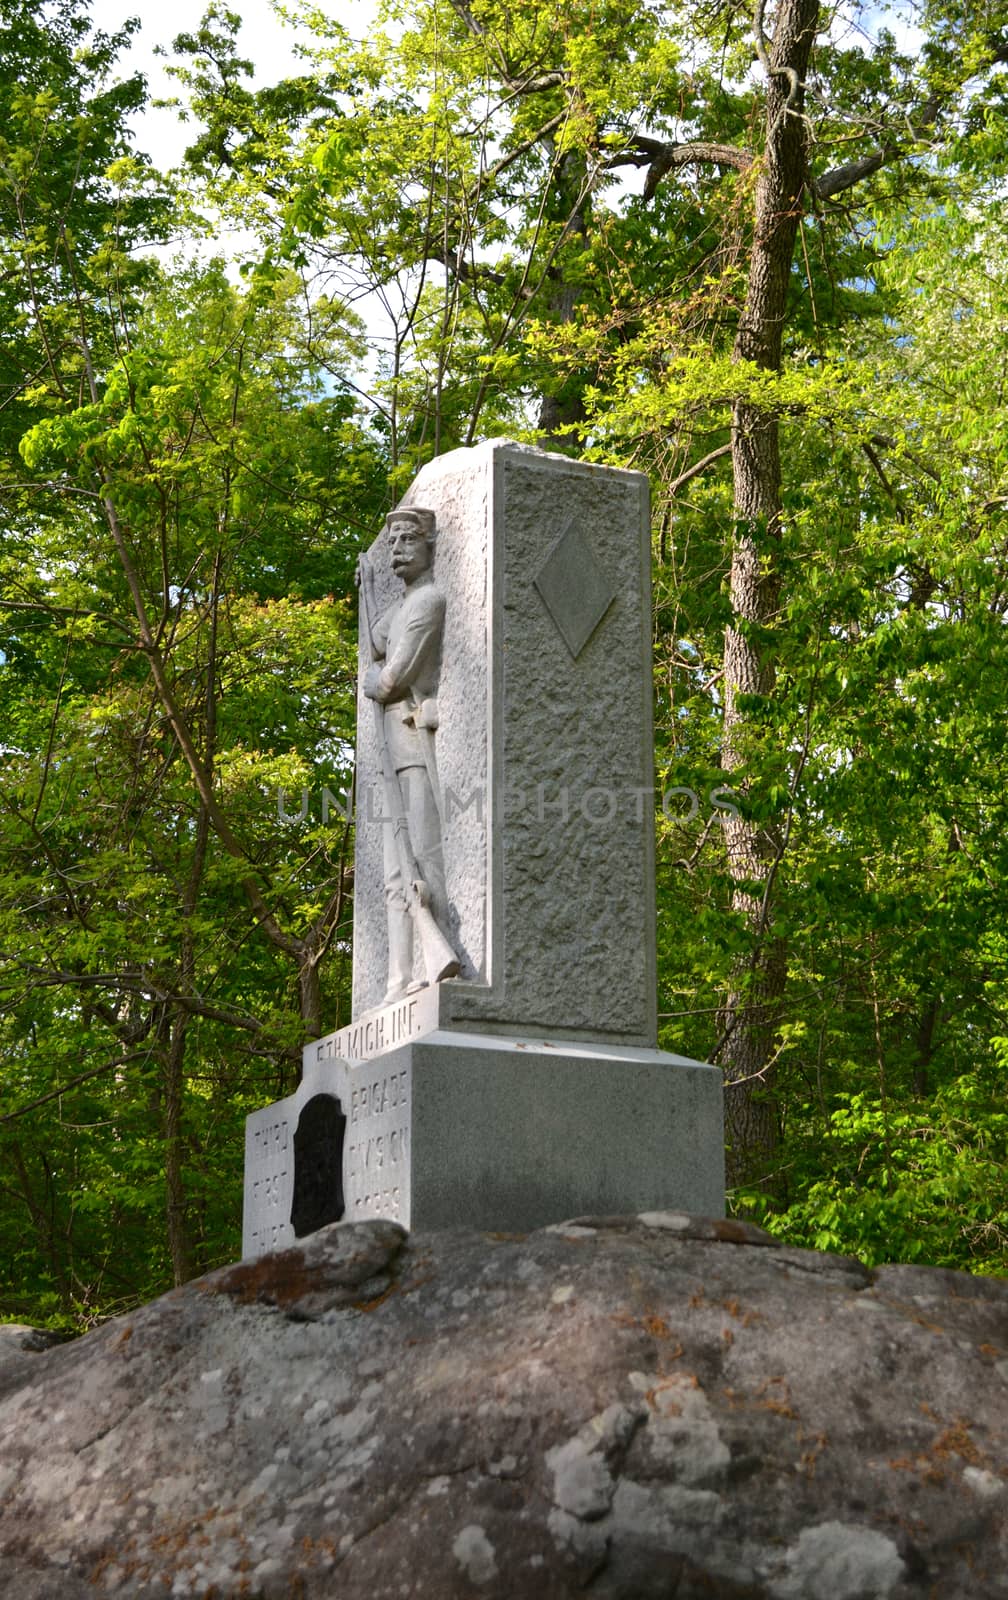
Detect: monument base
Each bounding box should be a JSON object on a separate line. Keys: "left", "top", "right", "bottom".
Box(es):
{"left": 243, "top": 1032, "right": 724, "bottom": 1256}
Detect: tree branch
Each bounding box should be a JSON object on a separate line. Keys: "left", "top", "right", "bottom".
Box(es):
{"left": 0, "top": 1050, "right": 156, "bottom": 1124}
{"left": 868, "top": 432, "right": 943, "bottom": 485}
{"left": 668, "top": 443, "right": 733, "bottom": 494}
{"left": 814, "top": 150, "right": 888, "bottom": 200}
{"left": 1, "top": 960, "right": 272, "bottom": 1038}
{"left": 482, "top": 111, "right": 567, "bottom": 186}
{"left": 814, "top": 93, "right": 941, "bottom": 201}
{"left": 0, "top": 597, "right": 133, "bottom": 634}
{"left": 608, "top": 135, "right": 753, "bottom": 201}
{"left": 445, "top": 0, "right": 565, "bottom": 94}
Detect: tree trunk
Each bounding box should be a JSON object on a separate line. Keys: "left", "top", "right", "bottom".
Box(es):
{"left": 719, "top": 0, "right": 819, "bottom": 1186}
{"left": 7, "top": 1139, "right": 73, "bottom": 1308}
{"left": 914, "top": 998, "right": 939, "bottom": 1099}
{"left": 162, "top": 790, "right": 212, "bottom": 1288}
{"left": 533, "top": 146, "right": 591, "bottom": 450}
{"left": 299, "top": 957, "right": 323, "bottom": 1043}
{"left": 163, "top": 1012, "right": 194, "bottom": 1288}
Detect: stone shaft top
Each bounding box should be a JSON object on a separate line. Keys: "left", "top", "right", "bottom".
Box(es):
{"left": 352, "top": 441, "right": 656, "bottom": 1047}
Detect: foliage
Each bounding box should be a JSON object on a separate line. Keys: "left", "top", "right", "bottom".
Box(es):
{"left": 0, "top": 0, "right": 384, "bottom": 1321}
{"left": 743, "top": 1074, "right": 1008, "bottom": 1273}
{"left": 4, "top": 0, "right": 1008, "bottom": 1327}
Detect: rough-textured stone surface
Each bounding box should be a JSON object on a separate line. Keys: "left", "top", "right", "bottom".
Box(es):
{"left": 352, "top": 442, "right": 656, "bottom": 1047}
{"left": 3, "top": 1217, "right": 1007, "bottom": 1598}
{"left": 476, "top": 444, "right": 654, "bottom": 1044}
{"left": 209, "top": 1218, "right": 407, "bottom": 1320}
{"left": 0, "top": 1325, "right": 62, "bottom": 1387}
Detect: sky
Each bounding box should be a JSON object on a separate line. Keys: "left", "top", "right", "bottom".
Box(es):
{"left": 88, "top": 0, "right": 377, "bottom": 168}
{"left": 85, "top": 0, "right": 392, "bottom": 370}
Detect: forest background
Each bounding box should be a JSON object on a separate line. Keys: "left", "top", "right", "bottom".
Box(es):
{"left": 2, "top": 0, "right": 1008, "bottom": 1331}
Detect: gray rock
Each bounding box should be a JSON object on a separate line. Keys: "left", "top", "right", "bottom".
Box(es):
{"left": 1, "top": 1217, "right": 1006, "bottom": 1598}
{"left": 0, "top": 1325, "right": 64, "bottom": 1396}
{"left": 203, "top": 1217, "right": 407, "bottom": 1319}
{"left": 0, "top": 1324, "right": 62, "bottom": 1354}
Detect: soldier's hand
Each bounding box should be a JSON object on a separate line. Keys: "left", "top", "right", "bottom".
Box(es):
{"left": 363, "top": 665, "right": 383, "bottom": 700}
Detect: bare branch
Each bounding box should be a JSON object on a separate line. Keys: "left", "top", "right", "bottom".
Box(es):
{"left": 482, "top": 110, "right": 567, "bottom": 187}
{"left": 0, "top": 598, "right": 132, "bottom": 633}
{"left": 609, "top": 135, "right": 752, "bottom": 201}
{"left": 814, "top": 94, "right": 941, "bottom": 201}
{"left": 814, "top": 150, "right": 887, "bottom": 200}
{"left": 1, "top": 958, "right": 273, "bottom": 1038}
{"left": 444, "top": 0, "right": 565, "bottom": 94}
{"left": 0, "top": 1050, "right": 155, "bottom": 1124}
{"left": 668, "top": 443, "right": 733, "bottom": 495}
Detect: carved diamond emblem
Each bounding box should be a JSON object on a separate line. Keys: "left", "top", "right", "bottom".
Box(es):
{"left": 533, "top": 520, "right": 617, "bottom": 660}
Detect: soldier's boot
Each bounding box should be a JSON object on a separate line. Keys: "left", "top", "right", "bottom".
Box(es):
{"left": 382, "top": 889, "right": 414, "bottom": 1006}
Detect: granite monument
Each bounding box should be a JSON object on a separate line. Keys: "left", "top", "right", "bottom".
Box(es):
{"left": 244, "top": 440, "right": 724, "bottom": 1254}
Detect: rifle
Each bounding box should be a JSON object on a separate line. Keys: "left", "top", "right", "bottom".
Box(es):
{"left": 357, "top": 553, "right": 460, "bottom": 989}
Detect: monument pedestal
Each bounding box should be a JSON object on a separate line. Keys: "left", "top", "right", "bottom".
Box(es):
{"left": 243, "top": 994, "right": 724, "bottom": 1256}
{"left": 363, "top": 1032, "right": 724, "bottom": 1231}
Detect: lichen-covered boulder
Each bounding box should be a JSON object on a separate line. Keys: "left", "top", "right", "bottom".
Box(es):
{"left": 1, "top": 1215, "right": 1006, "bottom": 1597}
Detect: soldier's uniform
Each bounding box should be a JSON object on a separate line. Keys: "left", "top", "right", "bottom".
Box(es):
{"left": 371, "top": 573, "right": 450, "bottom": 1001}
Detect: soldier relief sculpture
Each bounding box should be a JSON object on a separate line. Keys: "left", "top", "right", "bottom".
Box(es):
{"left": 358, "top": 509, "right": 460, "bottom": 1005}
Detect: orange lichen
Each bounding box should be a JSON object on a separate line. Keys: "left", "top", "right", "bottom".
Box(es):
{"left": 642, "top": 1313, "right": 673, "bottom": 1340}
{"left": 354, "top": 1283, "right": 398, "bottom": 1313}
{"left": 797, "top": 1430, "right": 828, "bottom": 1477}
{"left": 931, "top": 1419, "right": 987, "bottom": 1467}
{"left": 888, "top": 1413, "right": 989, "bottom": 1485}
{"left": 754, "top": 1376, "right": 798, "bottom": 1420}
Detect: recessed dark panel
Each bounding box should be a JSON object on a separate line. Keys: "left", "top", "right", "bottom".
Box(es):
{"left": 290, "top": 1094, "right": 346, "bottom": 1238}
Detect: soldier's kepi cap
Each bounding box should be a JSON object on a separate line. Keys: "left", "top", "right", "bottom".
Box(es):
{"left": 384, "top": 506, "right": 436, "bottom": 541}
